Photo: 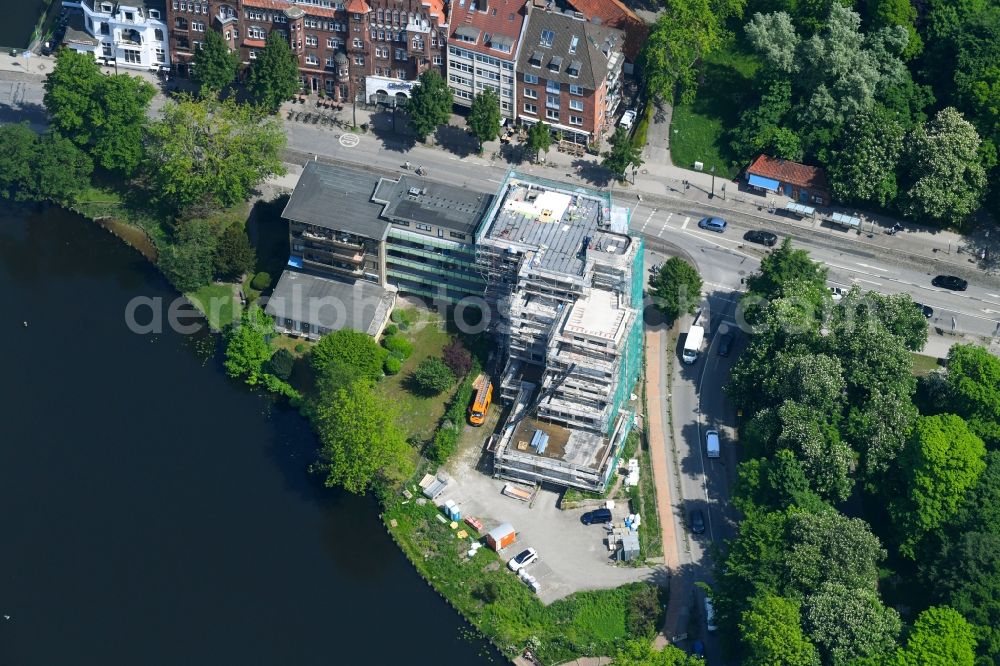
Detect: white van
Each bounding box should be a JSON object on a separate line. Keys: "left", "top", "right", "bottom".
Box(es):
{"left": 682, "top": 325, "right": 705, "bottom": 364}
{"left": 705, "top": 429, "right": 720, "bottom": 459}
{"left": 704, "top": 595, "right": 717, "bottom": 632}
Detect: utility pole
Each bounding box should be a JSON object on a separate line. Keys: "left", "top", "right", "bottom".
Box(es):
{"left": 710, "top": 165, "right": 716, "bottom": 198}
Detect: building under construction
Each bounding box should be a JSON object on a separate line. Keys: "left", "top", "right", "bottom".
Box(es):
{"left": 475, "top": 171, "right": 643, "bottom": 492}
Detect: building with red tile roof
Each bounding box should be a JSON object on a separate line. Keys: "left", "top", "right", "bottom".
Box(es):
{"left": 563, "top": 0, "right": 646, "bottom": 63}
{"left": 746, "top": 154, "right": 831, "bottom": 205}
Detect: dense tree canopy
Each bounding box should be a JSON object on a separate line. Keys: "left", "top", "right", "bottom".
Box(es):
{"left": 157, "top": 218, "right": 218, "bottom": 292}
{"left": 405, "top": 70, "right": 451, "bottom": 141}
{"left": 894, "top": 606, "right": 977, "bottom": 666}
{"left": 193, "top": 28, "right": 240, "bottom": 97}
{"left": 649, "top": 257, "right": 703, "bottom": 323}
{"left": 739, "top": 594, "right": 820, "bottom": 666}
{"left": 940, "top": 343, "right": 1000, "bottom": 446}
{"left": 467, "top": 88, "right": 501, "bottom": 152}
{"left": 224, "top": 305, "right": 274, "bottom": 385}
{"left": 0, "top": 124, "right": 93, "bottom": 205}
{"left": 246, "top": 32, "right": 300, "bottom": 113}
{"left": 638, "top": 0, "right": 724, "bottom": 104}
{"left": 311, "top": 328, "right": 387, "bottom": 382}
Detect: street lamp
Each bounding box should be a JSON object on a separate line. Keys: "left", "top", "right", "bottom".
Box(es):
{"left": 710, "top": 165, "right": 716, "bottom": 198}
{"left": 631, "top": 165, "right": 637, "bottom": 185}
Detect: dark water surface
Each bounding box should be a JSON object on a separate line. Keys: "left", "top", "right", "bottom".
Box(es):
{"left": 0, "top": 1, "right": 47, "bottom": 48}
{"left": 0, "top": 206, "right": 498, "bottom": 665}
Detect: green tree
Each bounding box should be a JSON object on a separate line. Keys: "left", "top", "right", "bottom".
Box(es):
{"left": 224, "top": 305, "right": 275, "bottom": 385}
{"left": 43, "top": 48, "right": 155, "bottom": 176}
{"left": 145, "top": 96, "right": 286, "bottom": 213}
{"left": 246, "top": 31, "right": 300, "bottom": 113}
{"left": 0, "top": 123, "right": 35, "bottom": 200}
{"left": 740, "top": 594, "right": 821, "bottom": 666}
{"left": 311, "top": 328, "right": 387, "bottom": 382}
{"left": 891, "top": 414, "right": 987, "bottom": 558}
{"left": 410, "top": 357, "right": 456, "bottom": 395}
{"left": 405, "top": 70, "right": 452, "bottom": 141}
{"left": 785, "top": 510, "right": 885, "bottom": 593}
{"left": 865, "top": 0, "right": 922, "bottom": 59}
{"left": 844, "top": 386, "right": 917, "bottom": 482}
{"left": 157, "top": 218, "right": 218, "bottom": 292}
{"left": 213, "top": 222, "right": 256, "bottom": 281}
{"left": 745, "top": 238, "right": 828, "bottom": 302}
{"left": 638, "top": 0, "right": 723, "bottom": 104}
{"left": 604, "top": 126, "right": 643, "bottom": 178}
{"left": 525, "top": 120, "right": 552, "bottom": 162}
{"left": 773, "top": 400, "right": 853, "bottom": 502}
{"left": 894, "top": 606, "right": 977, "bottom": 666}
{"left": 31, "top": 133, "right": 94, "bottom": 205}
{"left": 467, "top": 88, "right": 501, "bottom": 153}
{"left": 193, "top": 28, "right": 240, "bottom": 97}
{"left": 730, "top": 78, "right": 803, "bottom": 162}
{"left": 649, "top": 257, "right": 703, "bottom": 323}
{"left": 901, "top": 107, "right": 987, "bottom": 226}
{"left": 312, "top": 379, "right": 412, "bottom": 494}
{"left": 264, "top": 347, "right": 295, "bottom": 380}
{"left": 804, "top": 581, "right": 901, "bottom": 666}
{"left": 937, "top": 531, "right": 1000, "bottom": 662}
{"left": 828, "top": 106, "right": 905, "bottom": 207}
{"left": 612, "top": 639, "right": 703, "bottom": 665}
{"left": 942, "top": 344, "right": 1000, "bottom": 447}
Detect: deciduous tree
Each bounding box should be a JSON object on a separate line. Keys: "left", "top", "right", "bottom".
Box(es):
{"left": 311, "top": 328, "right": 387, "bottom": 382}
{"left": 942, "top": 343, "right": 1000, "bottom": 447}
{"left": 213, "top": 222, "right": 256, "bottom": 281}
{"left": 193, "top": 28, "right": 240, "bottom": 97}
{"left": 157, "top": 218, "right": 218, "bottom": 292}
{"left": 526, "top": 120, "right": 552, "bottom": 162}
{"left": 804, "top": 581, "right": 901, "bottom": 666}
{"left": 894, "top": 606, "right": 977, "bottom": 666}
{"left": 612, "top": 639, "right": 703, "bottom": 665}
{"left": 638, "top": 0, "right": 722, "bottom": 104}
{"left": 828, "top": 106, "right": 905, "bottom": 207}
{"left": 410, "top": 357, "right": 456, "bottom": 395}
{"left": 785, "top": 510, "right": 885, "bottom": 593}
{"left": 603, "top": 126, "right": 643, "bottom": 178}
{"left": 649, "top": 257, "right": 703, "bottom": 324}
{"left": 740, "top": 594, "right": 820, "bottom": 666}
{"left": 467, "top": 88, "right": 501, "bottom": 153}
{"left": 247, "top": 31, "right": 300, "bottom": 113}
{"left": 224, "top": 305, "right": 274, "bottom": 385}
{"left": 405, "top": 70, "right": 451, "bottom": 141}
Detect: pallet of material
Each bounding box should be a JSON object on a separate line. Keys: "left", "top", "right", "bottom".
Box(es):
{"left": 503, "top": 483, "right": 533, "bottom": 502}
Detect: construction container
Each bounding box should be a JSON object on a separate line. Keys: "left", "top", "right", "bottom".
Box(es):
{"left": 485, "top": 523, "right": 516, "bottom": 551}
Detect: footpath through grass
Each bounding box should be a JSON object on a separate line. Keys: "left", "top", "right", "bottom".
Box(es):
{"left": 670, "top": 43, "right": 759, "bottom": 179}
{"left": 383, "top": 497, "right": 662, "bottom": 664}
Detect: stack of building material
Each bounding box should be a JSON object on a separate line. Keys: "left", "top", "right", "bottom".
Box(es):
{"left": 624, "top": 458, "right": 639, "bottom": 487}
{"left": 530, "top": 429, "right": 550, "bottom": 454}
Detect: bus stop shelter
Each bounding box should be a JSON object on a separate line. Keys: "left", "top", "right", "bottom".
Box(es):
{"left": 784, "top": 202, "right": 816, "bottom": 219}
{"left": 829, "top": 212, "right": 861, "bottom": 230}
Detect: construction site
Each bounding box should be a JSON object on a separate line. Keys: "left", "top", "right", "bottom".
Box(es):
{"left": 473, "top": 171, "right": 644, "bottom": 493}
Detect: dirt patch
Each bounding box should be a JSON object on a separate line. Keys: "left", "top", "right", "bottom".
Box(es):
{"left": 95, "top": 217, "right": 158, "bottom": 261}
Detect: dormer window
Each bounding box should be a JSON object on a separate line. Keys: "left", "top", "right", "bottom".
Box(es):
{"left": 529, "top": 50, "right": 542, "bottom": 67}
{"left": 101, "top": 2, "right": 113, "bottom": 12}
{"left": 567, "top": 60, "right": 581, "bottom": 77}
{"left": 547, "top": 55, "right": 562, "bottom": 73}
{"left": 539, "top": 29, "right": 554, "bottom": 48}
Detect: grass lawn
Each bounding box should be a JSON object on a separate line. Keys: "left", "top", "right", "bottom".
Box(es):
{"left": 186, "top": 283, "right": 239, "bottom": 330}
{"left": 383, "top": 497, "right": 661, "bottom": 664}
{"left": 378, "top": 313, "right": 455, "bottom": 441}
{"left": 911, "top": 353, "right": 942, "bottom": 376}
{"left": 670, "top": 43, "right": 760, "bottom": 179}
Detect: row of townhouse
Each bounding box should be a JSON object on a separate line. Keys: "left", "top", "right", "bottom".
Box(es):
{"left": 60, "top": 0, "right": 632, "bottom": 145}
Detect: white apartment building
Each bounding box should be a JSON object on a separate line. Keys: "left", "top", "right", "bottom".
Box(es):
{"left": 62, "top": 0, "right": 170, "bottom": 72}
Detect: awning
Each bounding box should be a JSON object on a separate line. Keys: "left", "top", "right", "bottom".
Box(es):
{"left": 748, "top": 174, "right": 780, "bottom": 191}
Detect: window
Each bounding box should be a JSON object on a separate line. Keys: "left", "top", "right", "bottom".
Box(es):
{"left": 353, "top": 38, "right": 362, "bottom": 47}
{"left": 156, "top": 48, "right": 166, "bottom": 63}
{"left": 100, "top": 22, "right": 109, "bottom": 35}
{"left": 567, "top": 62, "right": 579, "bottom": 77}
{"left": 102, "top": 43, "right": 112, "bottom": 57}
{"left": 397, "top": 69, "right": 406, "bottom": 79}
{"left": 326, "top": 56, "right": 335, "bottom": 67}
{"left": 523, "top": 73, "right": 538, "bottom": 84}
{"left": 177, "top": 36, "right": 189, "bottom": 48}
{"left": 569, "top": 84, "right": 583, "bottom": 96}
{"left": 433, "top": 55, "right": 442, "bottom": 65}
{"left": 569, "top": 99, "right": 583, "bottom": 111}
{"left": 547, "top": 59, "right": 560, "bottom": 73}
{"left": 416, "top": 223, "right": 432, "bottom": 231}
{"left": 523, "top": 103, "right": 537, "bottom": 114}
{"left": 546, "top": 80, "right": 560, "bottom": 93}
{"left": 570, "top": 115, "right": 583, "bottom": 126}
{"left": 306, "top": 54, "right": 319, "bottom": 65}
{"left": 569, "top": 35, "right": 578, "bottom": 54}
{"left": 354, "top": 55, "right": 364, "bottom": 65}
{"left": 180, "top": 1, "right": 187, "bottom": 9}
{"left": 327, "top": 37, "right": 335, "bottom": 48}
{"left": 123, "top": 50, "right": 141, "bottom": 64}
{"left": 546, "top": 108, "right": 559, "bottom": 120}
{"left": 172, "top": 0, "right": 178, "bottom": 9}
{"left": 202, "top": 3, "right": 208, "bottom": 13}
{"left": 149, "top": 9, "right": 160, "bottom": 18}
{"left": 483, "top": 33, "right": 490, "bottom": 43}
{"left": 248, "top": 26, "right": 265, "bottom": 40}
{"left": 124, "top": 12, "right": 134, "bottom": 21}
{"left": 529, "top": 52, "right": 541, "bottom": 67}
{"left": 193, "top": 21, "right": 205, "bottom": 32}
{"left": 539, "top": 29, "right": 554, "bottom": 47}
{"left": 546, "top": 94, "right": 559, "bottom": 109}
{"left": 450, "top": 232, "right": 466, "bottom": 240}
{"left": 154, "top": 28, "right": 164, "bottom": 41}
{"left": 175, "top": 17, "right": 188, "bottom": 30}
{"left": 523, "top": 88, "right": 537, "bottom": 99}
{"left": 305, "top": 35, "right": 318, "bottom": 46}
{"left": 395, "top": 48, "right": 407, "bottom": 60}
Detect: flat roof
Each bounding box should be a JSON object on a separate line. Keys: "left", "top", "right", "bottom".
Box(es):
{"left": 63, "top": 10, "right": 99, "bottom": 47}
{"left": 373, "top": 175, "right": 493, "bottom": 235}
{"left": 562, "top": 289, "right": 629, "bottom": 344}
{"left": 509, "top": 416, "right": 608, "bottom": 469}
{"left": 265, "top": 270, "right": 394, "bottom": 337}
{"left": 281, "top": 162, "right": 389, "bottom": 240}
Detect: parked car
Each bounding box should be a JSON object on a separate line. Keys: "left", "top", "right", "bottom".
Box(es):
{"left": 829, "top": 285, "right": 848, "bottom": 302}
{"left": 744, "top": 229, "right": 778, "bottom": 247}
{"left": 697, "top": 217, "right": 727, "bottom": 233}
{"left": 619, "top": 109, "right": 637, "bottom": 129}
{"left": 581, "top": 507, "right": 613, "bottom": 525}
{"left": 914, "top": 302, "right": 934, "bottom": 318}
{"left": 717, "top": 332, "right": 734, "bottom": 357}
{"left": 507, "top": 547, "right": 538, "bottom": 572}
{"left": 689, "top": 509, "right": 706, "bottom": 534}
{"left": 932, "top": 275, "right": 968, "bottom": 291}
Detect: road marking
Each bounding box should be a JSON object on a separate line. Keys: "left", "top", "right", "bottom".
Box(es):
{"left": 681, "top": 216, "right": 691, "bottom": 230}
{"left": 854, "top": 278, "right": 883, "bottom": 286}
{"left": 856, "top": 262, "right": 889, "bottom": 272}
{"left": 989, "top": 293, "right": 1000, "bottom": 299}
{"left": 664, "top": 212, "right": 673, "bottom": 225}
{"left": 641, "top": 207, "right": 658, "bottom": 231}
{"left": 338, "top": 133, "right": 359, "bottom": 147}
{"left": 657, "top": 225, "right": 666, "bottom": 237}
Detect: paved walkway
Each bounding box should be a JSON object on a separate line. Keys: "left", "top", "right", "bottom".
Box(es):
{"left": 643, "top": 326, "right": 683, "bottom": 646}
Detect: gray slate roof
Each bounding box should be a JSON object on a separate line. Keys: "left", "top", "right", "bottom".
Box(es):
{"left": 265, "top": 270, "right": 394, "bottom": 337}
{"left": 517, "top": 8, "right": 623, "bottom": 90}
{"left": 281, "top": 162, "right": 389, "bottom": 240}
{"left": 373, "top": 175, "right": 493, "bottom": 234}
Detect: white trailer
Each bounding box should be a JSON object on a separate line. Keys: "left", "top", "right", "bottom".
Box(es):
{"left": 682, "top": 325, "right": 705, "bottom": 364}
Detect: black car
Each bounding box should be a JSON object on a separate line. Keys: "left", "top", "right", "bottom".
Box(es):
{"left": 581, "top": 508, "right": 612, "bottom": 525}
{"left": 717, "top": 332, "right": 734, "bottom": 357}
{"left": 744, "top": 229, "right": 778, "bottom": 247}
{"left": 932, "top": 275, "right": 969, "bottom": 291}
{"left": 914, "top": 302, "right": 934, "bottom": 318}
{"left": 689, "top": 509, "right": 706, "bottom": 534}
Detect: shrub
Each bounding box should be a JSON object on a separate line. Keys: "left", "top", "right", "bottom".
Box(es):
{"left": 384, "top": 324, "right": 399, "bottom": 336}
{"left": 410, "top": 357, "right": 455, "bottom": 395}
{"left": 442, "top": 338, "right": 473, "bottom": 377}
{"left": 383, "top": 334, "right": 414, "bottom": 359}
{"left": 251, "top": 271, "right": 271, "bottom": 291}
{"left": 625, "top": 584, "right": 661, "bottom": 638}
{"left": 428, "top": 424, "right": 459, "bottom": 463}
{"left": 312, "top": 328, "right": 387, "bottom": 381}
{"left": 294, "top": 343, "right": 307, "bottom": 354}
{"left": 265, "top": 348, "right": 294, "bottom": 380}
{"left": 384, "top": 355, "right": 402, "bottom": 375}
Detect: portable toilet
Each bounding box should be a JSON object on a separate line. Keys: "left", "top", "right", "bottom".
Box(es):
{"left": 485, "top": 523, "right": 516, "bottom": 551}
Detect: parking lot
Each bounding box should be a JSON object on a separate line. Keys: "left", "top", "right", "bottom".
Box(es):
{"left": 440, "top": 436, "right": 663, "bottom": 604}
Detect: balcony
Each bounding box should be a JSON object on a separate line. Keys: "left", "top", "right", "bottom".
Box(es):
{"left": 302, "top": 229, "right": 364, "bottom": 250}
{"left": 302, "top": 257, "right": 364, "bottom": 277}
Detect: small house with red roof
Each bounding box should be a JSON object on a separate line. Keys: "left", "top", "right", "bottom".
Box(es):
{"left": 745, "top": 154, "right": 832, "bottom": 206}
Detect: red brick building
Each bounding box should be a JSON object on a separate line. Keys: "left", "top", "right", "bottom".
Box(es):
{"left": 165, "top": 0, "right": 447, "bottom": 103}
{"left": 515, "top": 3, "right": 624, "bottom": 145}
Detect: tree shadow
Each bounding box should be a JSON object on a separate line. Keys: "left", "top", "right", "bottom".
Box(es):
{"left": 433, "top": 123, "right": 477, "bottom": 158}
{"left": 0, "top": 101, "right": 47, "bottom": 128}
{"left": 368, "top": 107, "right": 416, "bottom": 152}
{"left": 569, "top": 157, "right": 614, "bottom": 187}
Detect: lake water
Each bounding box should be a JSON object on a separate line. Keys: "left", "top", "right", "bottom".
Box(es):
{"left": 0, "top": 1, "right": 48, "bottom": 48}
{"left": 0, "top": 205, "right": 498, "bottom": 665}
